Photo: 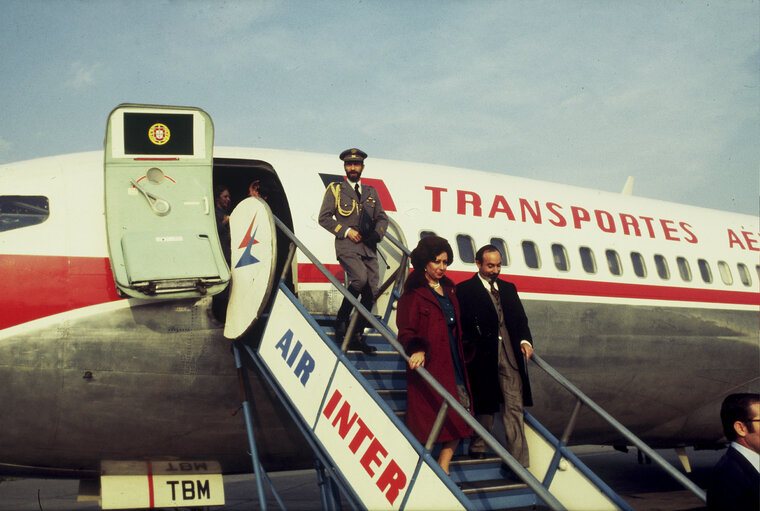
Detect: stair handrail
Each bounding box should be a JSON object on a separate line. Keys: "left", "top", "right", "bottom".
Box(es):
{"left": 273, "top": 216, "right": 566, "bottom": 511}
{"left": 530, "top": 353, "right": 707, "bottom": 503}
{"left": 373, "top": 232, "right": 410, "bottom": 323}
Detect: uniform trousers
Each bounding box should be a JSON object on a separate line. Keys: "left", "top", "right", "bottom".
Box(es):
{"left": 336, "top": 251, "right": 379, "bottom": 330}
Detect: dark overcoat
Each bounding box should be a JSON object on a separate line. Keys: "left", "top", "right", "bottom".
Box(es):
{"left": 456, "top": 274, "right": 533, "bottom": 415}
{"left": 396, "top": 270, "right": 473, "bottom": 444}
{"left": 706, "top": 446, "right": 760, "bottom": 511}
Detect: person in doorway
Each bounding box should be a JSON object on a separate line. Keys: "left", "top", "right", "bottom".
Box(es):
{"left": 214, "top": 185, "right": 232, "bottom": 265}
{"left": 248, "top": 179, "right": 268, "bottom": 200}
{"left": 707, "top": 393, "right": 760, "bottom": 511}
{"left": 212, "top": 184, "right": 232, "bottom": 323}
{"left": 397, "top": 235, "right": 472, "bottom": 475}
{"left": 318, "top": 148, "right": 388, "bottom": 354}
{"left": 456, "top": 244, "right": 534, "bottom": 468}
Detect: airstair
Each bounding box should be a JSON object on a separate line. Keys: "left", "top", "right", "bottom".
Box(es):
{"left": 230, "top": 215, "right": 707, "bottom": 511}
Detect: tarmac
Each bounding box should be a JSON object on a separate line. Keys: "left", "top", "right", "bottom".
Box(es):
{"left": 0, "top": 446, "right": 722, "bottom": 511}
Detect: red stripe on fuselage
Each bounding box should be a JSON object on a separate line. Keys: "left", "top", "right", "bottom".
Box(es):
{"left": 298, "top": 263, "right": 759, "bottom": 306}
{"left": 1, "top": 254, "right": 755, "bottom": 332}
{"left": 0, "top": 254, "right": 122, "bottom": 329}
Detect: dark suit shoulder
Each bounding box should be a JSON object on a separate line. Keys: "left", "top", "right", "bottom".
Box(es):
{"left": 707, "top": 447, "right": 760, "bottom": 511}
{"left": 456, "top": 274, "right": 483, "bottom": 292}
{"left": 496, "top": 278, "right": 519, "bottom": 293}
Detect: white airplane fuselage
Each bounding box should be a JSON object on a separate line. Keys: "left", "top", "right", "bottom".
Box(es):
{"left": 0, "top": 148, "right": 757, "bottom": 477}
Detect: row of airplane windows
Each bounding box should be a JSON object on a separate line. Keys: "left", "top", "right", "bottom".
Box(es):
{"left": 421, "top": 231, "right": 759, "bottom": 289}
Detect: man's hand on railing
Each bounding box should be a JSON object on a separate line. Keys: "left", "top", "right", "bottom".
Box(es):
{"left": 521, "top": 341, "right": 534, "bottom": 360}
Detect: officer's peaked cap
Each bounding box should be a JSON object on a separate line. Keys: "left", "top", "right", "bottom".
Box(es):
{"left": 340, "top": 148, "right": 367, "bottom": 162}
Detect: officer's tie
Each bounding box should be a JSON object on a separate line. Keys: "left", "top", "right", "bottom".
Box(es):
{"left": 354, "top": 183, "right": 361, "bottom": 200}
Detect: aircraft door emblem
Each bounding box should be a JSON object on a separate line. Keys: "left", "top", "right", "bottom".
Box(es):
{"left": 148, "top": 123, "right": 170, "bottom": 145}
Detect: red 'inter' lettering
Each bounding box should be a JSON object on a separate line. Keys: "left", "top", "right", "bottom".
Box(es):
{"left": 321, "top": 389, "right": 408, "bottom": 505}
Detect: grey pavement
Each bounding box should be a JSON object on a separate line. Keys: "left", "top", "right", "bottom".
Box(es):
{"left": 0, "top": 446, "right": 723, "bottom": 510}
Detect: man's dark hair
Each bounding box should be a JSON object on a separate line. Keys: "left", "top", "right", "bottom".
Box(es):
{"left": 475, "top": 244, "right": 501, "bottom": 264}
{"left": 720, "top": 393, "right": 760, "bottom": 441}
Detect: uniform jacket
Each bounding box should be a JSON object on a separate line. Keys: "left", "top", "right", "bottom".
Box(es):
{"left": 396, "top": 270, "right": 473, "bottom": 444}
{"left": 707, "top": 446, "right": 760, "bottom": 511}
{"left": 318, "top": 180, "right": 388, "bottom": 258}
{"left": 456, "top": 274, "right": 534, "bottom": 414}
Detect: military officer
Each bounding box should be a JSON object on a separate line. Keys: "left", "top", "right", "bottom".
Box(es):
{"left": 318, "top": 148, "right": 388, "bottom": 354}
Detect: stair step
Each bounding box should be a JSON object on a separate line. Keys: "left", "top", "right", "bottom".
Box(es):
{"left": 449, "top": 456, "right": 515, "bottom": 483}
{"left": 458, "top": 479, "right": 529, "bottom": 494}
{"left": 348, "top": 353, "right": 405, "bottom": 371}
{"left": 359, "top": 369, "right": 406, "bottom": 389}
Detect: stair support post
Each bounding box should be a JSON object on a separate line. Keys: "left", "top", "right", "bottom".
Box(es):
{"left": 425, "top": 401, "right": 450, "bottom": 451}
{"left": 543, "top": 398, "right": 584, "bottom": 488}
{"left": 233, "top": 341, "right": 288, "bottom": 511}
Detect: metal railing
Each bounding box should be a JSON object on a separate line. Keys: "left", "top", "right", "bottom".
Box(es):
{"left": 272, "top": 216, "right": 565, "bottom": 511}
{"left": 529, "top": 353, "right": 707, "bottom": 503}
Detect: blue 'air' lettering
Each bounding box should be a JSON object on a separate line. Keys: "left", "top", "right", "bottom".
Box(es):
{"left": 274, "top": 329, "right": 315, "bottom": 386}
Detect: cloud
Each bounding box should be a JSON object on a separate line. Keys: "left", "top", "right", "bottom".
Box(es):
{"left": 64, "top": 61, "right": 101, "bottom": 89}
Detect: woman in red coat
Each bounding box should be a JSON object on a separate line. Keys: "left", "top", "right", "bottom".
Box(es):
{"left": 397, "top": 236, "right": 473, "bottom": 474}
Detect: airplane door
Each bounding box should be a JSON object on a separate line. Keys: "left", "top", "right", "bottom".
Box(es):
{"left": 104, "top": 104, "right": 230, "bottom": 299}
{"left": 223, "top": 197, "right": 278, "bottom": 339}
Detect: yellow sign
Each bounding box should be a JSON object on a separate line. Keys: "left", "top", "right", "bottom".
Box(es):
{"left": 148, "top": 123, "right": 170, "bottom": 145}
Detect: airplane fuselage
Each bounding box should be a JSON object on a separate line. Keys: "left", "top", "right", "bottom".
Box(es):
{"left": 0, "top": 148, "right": 757, "bottom": 476}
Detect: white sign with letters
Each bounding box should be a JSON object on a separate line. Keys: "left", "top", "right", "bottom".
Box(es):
{"left": 314, "top": 364, "right": 464, "bottom": 511}
{"left": 258, "top": 289, "right": 338, "bottom": 426}
{"left": 100, "top": 460, "right": 224, "bottom": 509}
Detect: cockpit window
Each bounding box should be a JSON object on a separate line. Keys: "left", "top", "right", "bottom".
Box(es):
{"left": 0, "top": 196, "right": 49, "bottom": 232}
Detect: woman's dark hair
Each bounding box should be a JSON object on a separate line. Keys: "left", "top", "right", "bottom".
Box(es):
{"left": 410, "top": 235, "right": 453, "bottom": 270}
{"left": 213, "top": 184, "right": 228, "bottom": 199}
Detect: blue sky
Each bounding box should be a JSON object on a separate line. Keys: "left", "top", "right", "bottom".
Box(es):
{"left": 1, "top": 0, "right": 758, "bottom": 215}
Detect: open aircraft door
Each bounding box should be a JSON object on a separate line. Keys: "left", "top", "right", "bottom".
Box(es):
{"left": 223, "top": 197, "right": 278, "bottom": 339}
{"left": 104, "top": 104, "right": 229, "bottom": 299}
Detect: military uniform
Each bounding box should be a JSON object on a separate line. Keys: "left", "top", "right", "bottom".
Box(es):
{"left": 318, "top": 149, "right": 388, "bottom": 351}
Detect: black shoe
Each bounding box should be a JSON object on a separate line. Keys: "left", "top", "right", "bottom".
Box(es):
{"left": 333, "top": 319, "right": 347, "bottom": 344}
{"left": 469, "top": 452, "right": 488, "bottom": 460}
{"left": 348, "top": 335, "right": 376, "bottom": 354}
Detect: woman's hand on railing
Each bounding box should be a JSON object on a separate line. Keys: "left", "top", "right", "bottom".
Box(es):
{"left": 408, "top": 351, "right": 425, "bottom": 370}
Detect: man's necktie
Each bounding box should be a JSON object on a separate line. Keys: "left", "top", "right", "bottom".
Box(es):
{"left": 354, "top": 183, "right": 361, "bottom": 200}
{"left": 490, "top": 280, "right": 499, "bottom": 299}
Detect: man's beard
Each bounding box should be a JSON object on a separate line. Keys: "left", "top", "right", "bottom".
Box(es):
{"left": 485, "top": 273, "right": 498, "bottom": 283}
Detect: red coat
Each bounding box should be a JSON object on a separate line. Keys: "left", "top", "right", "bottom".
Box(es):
{"left": 396, "top": 270, "right": 473, "bottom": 444}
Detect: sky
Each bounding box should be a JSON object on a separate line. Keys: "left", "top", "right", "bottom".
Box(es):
{"left": 1, "top": 0, "right": 758, "bottom": 215}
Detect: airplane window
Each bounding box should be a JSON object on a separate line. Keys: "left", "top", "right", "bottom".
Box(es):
{"left": 551, "top": 244, "right": 569, "bottom": 272}
{"left": 756, "top": 265, "right": 760, "bottom": 282}
{"left": 698, "top": 259, "right": 713, "bottom": 283}
{"left": 522, "top": 240, "right": 541, "bottom": 269}
{"left": 419, "top": 231, "right": 437, "bottom": 239}
{"left": 579, "top": 246, "right": 596, "bottom": 274}
{"left": 630, "top": 252, "right": 647, "bottom": 278}
{"left": 717, "top": 261, "right": 733, "bottom": 285}
{"left": 737, "top": 263, "right": 752, "bottom": 287}
{"left": 676, "top": 257, "right": 692, "bottom": 282}
{"left": 654, "top": 254, "right": 670, "bottom": 280}
{"left": 0, "top": 196, "right": 49, "bottom": 232}
{"left": 605, "top": 250, "right": 622, "bottom": 276}
{"left": 489, "top": 237, "right": 510, "bottom": 266}
{"left": 456, "top": 234, "right": 476, "bottom": 264}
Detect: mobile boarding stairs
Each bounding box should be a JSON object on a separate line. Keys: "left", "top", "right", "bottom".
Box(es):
{"left": 232, "top": 217, "right": 707, "bottom": 511}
